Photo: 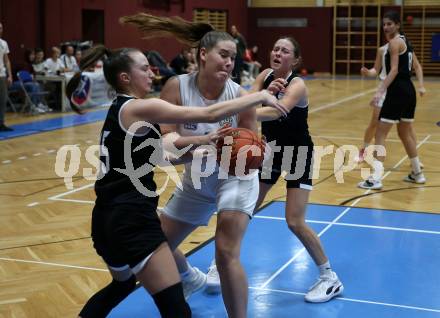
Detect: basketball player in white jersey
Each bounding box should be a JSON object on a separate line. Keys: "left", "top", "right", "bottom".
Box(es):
{"left": 121, "top": 13, "right": 287, "bottom": 318}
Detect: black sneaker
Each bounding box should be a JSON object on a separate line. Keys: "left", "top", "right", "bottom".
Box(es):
{"left": 0, "top": 124, "right": 13, "bottom": 132}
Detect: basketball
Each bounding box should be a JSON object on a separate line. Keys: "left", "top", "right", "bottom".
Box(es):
{"left": 216, "top": 128, "right": 265, "bottom": 176}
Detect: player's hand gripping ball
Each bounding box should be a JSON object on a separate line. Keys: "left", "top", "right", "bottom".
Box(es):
{"left": 216, "top": 128, "right": 265, "bottom": 176}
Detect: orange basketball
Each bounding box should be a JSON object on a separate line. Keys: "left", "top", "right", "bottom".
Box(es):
{"left": 216, "top": 128, "right": 265, "bottom": 176}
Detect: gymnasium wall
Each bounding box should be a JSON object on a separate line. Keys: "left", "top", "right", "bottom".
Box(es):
{"left": 248, "top": 7, "right": 333, "bottom": 73}
{"left": 0, "top": 0, "right": 42, "bottom": 65}
{"left": 0, "top": 0, "right": 248, "bottom": 67}
{"left": 2, "top": 1, "right": 423, "bottom": 75}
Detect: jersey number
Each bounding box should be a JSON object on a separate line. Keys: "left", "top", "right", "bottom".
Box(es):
{"left": 98, "top": 131, "right": 110, "bottom": 179}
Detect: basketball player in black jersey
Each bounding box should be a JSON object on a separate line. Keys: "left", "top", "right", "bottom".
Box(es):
{"left": 119, "top": 14, "right": 290, "bottom": 318}
{"left": 358, "top": 11, "right": 426, "bottom": 190}
{"left": 256, "top": 37, "right": 344, "bottom": 303}
{"left": 66, "top": 35, "right": 281, "bottom": 317}
{"left": 206, "top": 37, "right": 344, "bottom": 303}
{"left": 356, "top": 45, "right": 425, "bottom": 165}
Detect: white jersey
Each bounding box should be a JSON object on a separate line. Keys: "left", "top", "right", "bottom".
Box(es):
{"left": 177, "top": 72, "right": 240, "bottom": 135}
{"left": 162, "top": 72, "right": 259, "bottom": 225}
{"left": 61, "top": 54, "right": 78, "bottom": 71}
{"left": 177, "top": 72, "right": 241, "bottom": 173}
{"left": 44, "top": 58, "right": 64, "bottom": 74}
{"left": 379, "top": 44, "right": 389, "bottom": 81}
{"left": 0, "top": 39, "right": 10, "bottom": 77}
{"left": 374, "top": 44, "right": 389, "bottom": 108}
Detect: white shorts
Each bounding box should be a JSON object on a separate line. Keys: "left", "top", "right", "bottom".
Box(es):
{"left": 163, "top": 170, "right": 259, "bottom": 226}
{"left": 375, "top": 88, "right": 387, "bottom": 108}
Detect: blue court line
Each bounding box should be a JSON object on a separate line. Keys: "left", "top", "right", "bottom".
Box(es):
{"left": 0, "top": 109, "right": 108, "bottom": 140}
{"left": 109, "top": 203, "right": 440, "bottom": 317}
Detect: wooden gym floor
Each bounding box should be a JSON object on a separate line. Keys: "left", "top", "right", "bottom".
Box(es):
{"left": 0, "top": 77, "right": 439, "bottom": 317}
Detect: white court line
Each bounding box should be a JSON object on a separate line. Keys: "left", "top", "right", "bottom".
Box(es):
{"left": 249, "top": 286, "right": 440, "bottom": 314}
{"left": 48, "top": 182, "right": 94, "bottom": 201}
{"left": 386, "top": 134, "right": 430, "bottom": 173}
{"left": 254, "top": 215, "right": 440, "bottom": 235}
{"left": 41, "top": 88, "right": 384, "bottom": 205}
{"left": 27, "top": 202, "right": 39, "bottom": 207}
{"left": 259, "top": 134, "right": 431, "bottom": 289}
{"left": 50, "top": 198, "right": 95, "bottom": 204}
{"left": 309, "top": 88, "right": 376, "bottom": 114}
{"left": 334, "top": 221, "right": 440, "bottom": 235}
{"left": 0, "top": 298, "right": 27, "bottom": 305}
{"left": 0, "top": 257, "right": 107, "bottom": 272}
{"left": 2, "top": 160, "right": 11, "bottom": 164}
{"left": 259, "top": 203, "right": 358, "bottom": 289}
{"left": 49, "top": 195, "right": 165, "bottom": 210}
{"left": 312, "top": 135, "right": 440, "bottom": 145}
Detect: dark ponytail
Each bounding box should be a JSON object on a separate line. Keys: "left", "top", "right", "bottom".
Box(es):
{"left": 120, "top": 13, "right": 214, "bottom": 47}
{"left": 383, "top": 10, "right": 404, "bottom": 34}
{"left": 120, "top": 13, "right": 234, "bottom": 64}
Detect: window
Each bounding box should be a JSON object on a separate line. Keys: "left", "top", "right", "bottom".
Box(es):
{"left": 193, "top": 9, "right": 227, "bottom": 32}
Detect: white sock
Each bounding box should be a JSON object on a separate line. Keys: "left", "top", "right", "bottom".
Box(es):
{"left": 372, "top": 160, "right": 384, "bottom": 181}
{"left": 209, "top": 259, "right": 216, "bottom": 269}
{"left": 410, "top": 156, "right": 422, "bottom": 174}
{"left": 180, "top": 262, "right": 195, "bottom": 281}
{"left": 318, "top": 261, "right": 332, "bottom": 277}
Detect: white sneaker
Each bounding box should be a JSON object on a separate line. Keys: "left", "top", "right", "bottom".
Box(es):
{"left": 305, "top": 272, "right": 344, "bottom": 303}
{"left": 404, "top": 171, "right": 426, "bottom": 184}
{"left": 358, "top": 178, "right": 383, "bottom": 190}
{"left": 30, "top": 105, "right": 45, "bottom": 114}
{"left": 205, "top": 261, "right": 221, "bottom": 294}
{"left": 182, "top": 267, "right": 207, "bottom": 300}
{"left": 38, "top": 103, "right": 52, "bottom": 112}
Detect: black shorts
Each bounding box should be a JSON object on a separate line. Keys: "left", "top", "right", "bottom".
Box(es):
{"left": 259, "top": 144, "right": 313, "bottom": 190}
{"left": 91, "top": 191, "right": 166, "bottom": 271}
{"left": 380, "top": 79, "right": 416, "bottom": 123}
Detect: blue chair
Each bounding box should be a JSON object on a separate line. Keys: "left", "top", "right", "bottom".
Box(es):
{"left": 16, "top": 70, "right": 50, "bottom": 114}
{"left": 17, "top": 70, "right": 34, "bottom": 83}
{"left": 6, "top": 87, "right": 21, "bottom": 112}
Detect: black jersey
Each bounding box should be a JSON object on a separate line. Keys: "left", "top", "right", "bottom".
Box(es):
{"left": 94, "top": 95, "right": 161, "bottom": 200}
{"left": 384, "top": 35, "right": 413, "bottom": 80}
{"left": 380, "top": 35, "right": 417, "bottom": 122}
{"left": 262, "top": 70, "right": 313, "bottom": 146}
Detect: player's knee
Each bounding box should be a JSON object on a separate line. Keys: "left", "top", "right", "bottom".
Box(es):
{"left": 286, "top": 215, "right": 306, "bottom": 234}
{"left": 215, "top": 241, "right": 239, "bottom": 267}
{"left": 152, "top": 282, "right": 191, "bottom": 318}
